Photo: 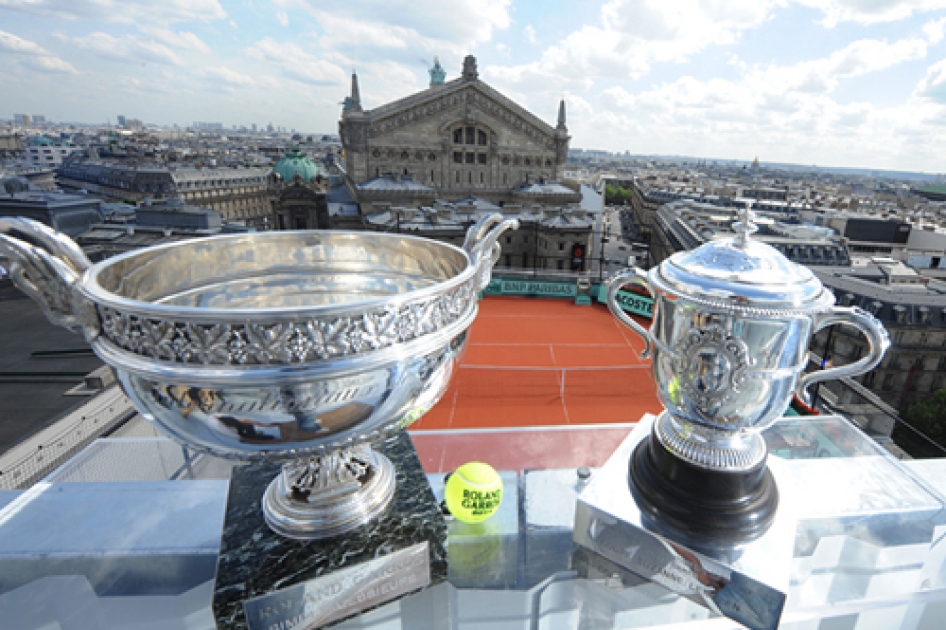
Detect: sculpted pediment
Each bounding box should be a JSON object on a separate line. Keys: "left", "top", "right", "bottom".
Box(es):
{"left": 365, "top": 85, "right": 558, "bottom": 151}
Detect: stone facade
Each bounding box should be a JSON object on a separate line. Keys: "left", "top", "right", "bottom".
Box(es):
{"left": 58, "top": 157, "right": 270, "bottom": 225}
{"left": 339, "top": 56, "right": 570, "bottom": 203}
{"left": 270, "top": 176, "right": 329, "bottom": 231}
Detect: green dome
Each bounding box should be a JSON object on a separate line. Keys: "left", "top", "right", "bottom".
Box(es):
{"left": 273, "top": 148, "right": 321, "bottom": 182}
{"left": 31, "top": 136, "right": 54, "bottom": 146}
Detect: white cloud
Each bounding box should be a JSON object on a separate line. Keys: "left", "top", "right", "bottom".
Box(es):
{"left": 579, "top": 34, "right": 946, "bottom": 170}
{"left": 916, "top": 59, "right": 946, "bottom": 102}
{"left": 523, "top": 25, "right": 537, "bottom": 45}
{"left": 276, "top": 0, "right": 511, "bottom": 50}
{"left": 746, "top": 37, "right": 928, "bottom": 95}
{"left": 488, "top": 0, "right": 783, "bottom": 100}
{"left": 0, "top": 0, "right": 227, "bottom": 24}
{"left": 139, "top": 27, "right": 211, "bottom": 53}
{"left": 0, "top": 29, "right": 78, "bottom": 73}
{"left": 71, "top": 32, "right": 185, "bottom": 66}
{"left": 276, "top": 11, "right": 289, "bottom": 27}
{"left": 245, "top": 37, "right": 347, "bottom": 86}
{"left": 312, "top": 13, "right": 417, "bottom": 50}
{"left": 795, "top": 0, "right": 946, "bottom": 27}
{"left": 229, "top": 19, "right": 238, "bottom": 29}
{"left": 204, "top": 66, "right": 255, "bottom": 86}
{"left": 923, "top": 18, "right": 946, "bottom": 44}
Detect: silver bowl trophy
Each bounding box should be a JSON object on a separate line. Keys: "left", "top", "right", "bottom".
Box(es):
{"left": 0, "top": 214, "right": 518, "bottom": 628}
{"left": 574, "top": 205, "right": 889, "bottom": 630}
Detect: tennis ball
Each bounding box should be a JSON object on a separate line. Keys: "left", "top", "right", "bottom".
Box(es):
{"left": 444, "top": 462, "right": 503, "bottom": 524}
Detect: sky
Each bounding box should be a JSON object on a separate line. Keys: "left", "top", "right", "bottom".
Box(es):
{"left": 2, "top": 1, "right": 946, "bottom": 173}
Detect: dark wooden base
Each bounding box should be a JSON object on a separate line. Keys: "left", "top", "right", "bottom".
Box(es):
{"left": 629, "top": 431, "right": 778, "bottom": 546}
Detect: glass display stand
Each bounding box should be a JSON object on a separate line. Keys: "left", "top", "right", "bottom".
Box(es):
{"left": 0, "top": 415, "right": 944, "bottom": 629}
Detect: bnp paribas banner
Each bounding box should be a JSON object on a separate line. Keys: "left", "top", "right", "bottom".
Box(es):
{"left": 486, "top": 278, "right": 577, "bottom": 297}
{"left": 595, "top": 284, "right": 653, "bottom": 318}
{"left": 484, "top": 277, "right": 653, "bottom": 318}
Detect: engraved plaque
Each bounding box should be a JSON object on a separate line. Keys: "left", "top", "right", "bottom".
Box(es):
{"left": 242, "top": 542, "right": 431, "bottom": 630}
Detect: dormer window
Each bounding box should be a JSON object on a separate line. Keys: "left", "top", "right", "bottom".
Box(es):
{"left": 894, "top": 305, "right": 907, "bottom": 324}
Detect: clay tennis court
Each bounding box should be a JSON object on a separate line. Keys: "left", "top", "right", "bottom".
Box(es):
{"left": 408, "top": 295, "right": 661, "bottom": 431}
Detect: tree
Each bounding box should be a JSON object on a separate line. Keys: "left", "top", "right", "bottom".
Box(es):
{"left": 896, "top": 388, "right": 946, "bottom": 454}
{"left": 605, "top": 184, "right": 635, "bottom": 206}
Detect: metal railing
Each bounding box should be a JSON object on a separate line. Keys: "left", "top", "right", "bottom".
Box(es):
{"left": 0, "top": 386, "right": 137, "bottom": 490}
{"left": 806, "top": 352, "right": 946, "bottom": 459}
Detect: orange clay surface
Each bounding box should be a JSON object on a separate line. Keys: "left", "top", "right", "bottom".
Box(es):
{"left": 407, "top": 295, "right": 661, "bottom": 432}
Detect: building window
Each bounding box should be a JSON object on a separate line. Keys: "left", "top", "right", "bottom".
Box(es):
{"left": 894, "top": 331, "right": 904, "bottom": 344}
{"left": 454, "top": 152, "right": 462, "bottom": 164}
{"left": 478, "top": 153, "right": 487, "bottom": 165}
{"left": 506, "top": 236, "right": 512, "bottom": 244}
{"left": 559, "top": 242, "right": 565, "bottom": 251}
{"left": 466, "top": 127, "right": 475, "bottom": 144}
{"left": 523, "top": 237, "right": 529, "bottom": 245}
{"left": 465, "top": 153, "right": 475, "bottom": 164}
{"left": 468, "top": 172, "right": 472, "bottom": 183}
{"left": 456, "top": 171, "right": 460, "bottom": 183}
{"left": 557, "top": 260, "right": 564, "bottom": 270}
{"left": 480, "top": 172, "right": 484, "bottom": 183}
{"left": 883, "top": 374, "right": 894, "bottom": 390}
{"left": 504, "top": 255, "right": 511, "bottom": 266}
{"left": 503, "top": 173, "right": 507, "bottom": 184}
{"left": 478, "top": 130, "right": 488, "bottom": 145}
{"left": 453, "top": 129, "right": 462, "bottom": 144}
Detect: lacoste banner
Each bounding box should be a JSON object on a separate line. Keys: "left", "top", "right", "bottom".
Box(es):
{"left": 596, "top": 285, "right": 653, "bottom": 318}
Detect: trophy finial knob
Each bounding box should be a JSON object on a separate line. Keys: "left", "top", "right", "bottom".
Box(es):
{"left": 732, "top": 201, "right": 758, "bottom": 248}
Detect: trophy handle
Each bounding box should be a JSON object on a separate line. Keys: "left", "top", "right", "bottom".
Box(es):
{"left": 606, "top": 268, "right": 653, "bottom": 359}
{"left": 796, "top": 306, "right": 890, "bottom": 405}
{"left": 0, "top": 217, "right": 94, "bottom": 335}
{"left": 463, "top": 213, "right": 520, "bottom": 291}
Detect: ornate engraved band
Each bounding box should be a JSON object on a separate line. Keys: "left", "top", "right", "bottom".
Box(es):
{"left": 97, "top": 283, "right": 475, "bottom": 367}
{"left": 654, "top": 412, "right": 767, "bottom": 471}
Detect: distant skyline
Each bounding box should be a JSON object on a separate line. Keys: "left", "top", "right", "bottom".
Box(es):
{"left": 3, "top": 1, "right": 946, "bottom": 173}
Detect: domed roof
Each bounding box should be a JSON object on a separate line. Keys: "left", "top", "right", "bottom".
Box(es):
{"left": 273, "top": 148, "right": 321, "bottom": 182}
{"left": 31, "top": 136, "right": 54, "bottom": 146}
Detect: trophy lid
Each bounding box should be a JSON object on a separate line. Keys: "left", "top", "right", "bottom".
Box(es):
{"left": 654, "top": 205, "right": 833, "bottom": 313}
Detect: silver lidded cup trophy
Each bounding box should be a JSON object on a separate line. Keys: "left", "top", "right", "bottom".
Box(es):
{"left": 605, "top": 203, "right": 889, "bottom": 543}
{"left": 0, "top": 213, "right": 518, "bottom": 539}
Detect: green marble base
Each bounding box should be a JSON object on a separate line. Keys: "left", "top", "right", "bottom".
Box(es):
{"left": 213, "top": 432, "right": 448, "bottom": 629}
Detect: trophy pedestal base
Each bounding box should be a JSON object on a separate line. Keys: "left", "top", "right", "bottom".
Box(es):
{"left": 574, "top": 415, "right": 794, "bottom": 630}
{"left": 213, "top": 432, "right": 448, "bottom": 630}
{"left": 629, "top": 430, "right": 778, "bottom": 545}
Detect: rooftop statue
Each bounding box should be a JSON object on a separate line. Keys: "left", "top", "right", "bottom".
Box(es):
{"left": 429, "top": 56, "right": 446, "bottom": 86}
